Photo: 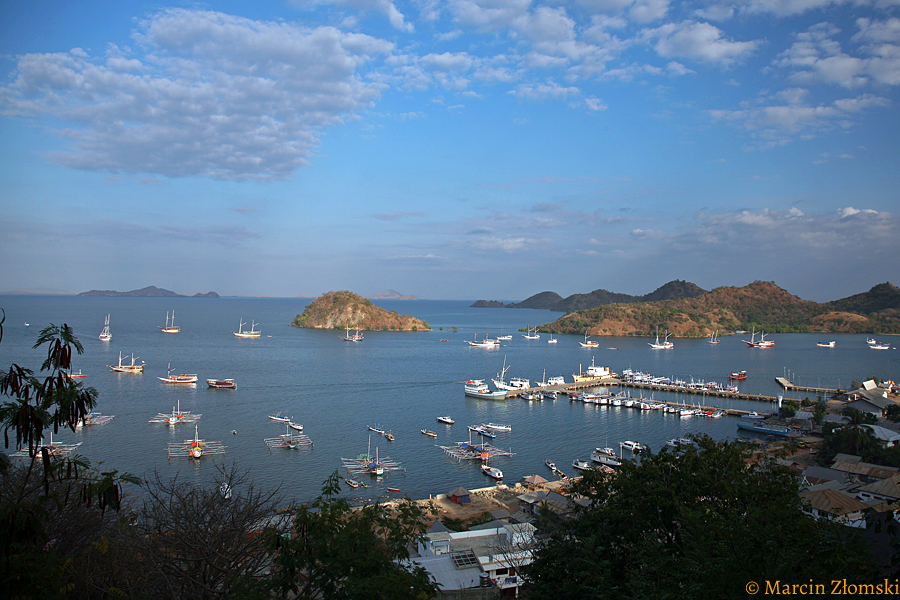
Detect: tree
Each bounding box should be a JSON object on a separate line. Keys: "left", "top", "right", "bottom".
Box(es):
{"left": 525, "top": 436, "right": 882, "bottom": 599}
{"left": 0, "top": 314, "right": 139, "bottom": 599}
{"left": 259, "top": 472, "right": 439, "bottom": 600}
{"left": 124, "top": 464, "right": 285, "bottom": 600}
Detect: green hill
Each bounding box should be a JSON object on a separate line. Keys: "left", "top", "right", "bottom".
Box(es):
{"left": 291, "top": 291, "right": 429, "bottom": 331}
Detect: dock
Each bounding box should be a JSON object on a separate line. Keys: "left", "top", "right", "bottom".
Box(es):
{"left": 774, "top": 377, "right": 842, "bottom": 395}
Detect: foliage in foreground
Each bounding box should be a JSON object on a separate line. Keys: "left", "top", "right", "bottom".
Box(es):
{"left": 525, "top": 436, "right": 887, "bottom": 599}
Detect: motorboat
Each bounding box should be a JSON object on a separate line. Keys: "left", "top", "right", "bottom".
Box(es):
{"left": 544, "top": 459, "right": 556, "bottom": 470}
{"left": 741, "top": 411, "right": 765, "bottom": 419}
{"left": 65, "top": 369, "right": 86, "bottom": 379}
{"left": 289, "top": 421, "right": 303, "bottom": 432}
{"left": 572, "top": 459, "right": 593, "bottom": 471}
{"left": 99, "top": 314, "right": 111, "bottom": 342}
{"left": 547, "top": 376, "right": 566, "bottom": 386}
{"left": 620, "top": 440, "right": 647, "bottom": 453}
{"left": 482, "top": 423, "right": 511, "bottom": 432}
{"left": 206, "top": 378, "right": 236, "bottom": 389}
{"left": 437, "top": 416, "right": 455, "bottom": 425}
{"left": 368, "top": 425, "right": 385, "bottom": 435}
{"left": 344, "top": 478, "right": 360, "bottom": 489}
{"left": 233, "top": 319, "right": 261, "bottom": 338}
{"left": 591, "top": 450, "right": 621, "bottom": 468}
{"left": 467, "top": 334, "right": 499, "bottom": 347}
{"left": 421, "top": 429, "right": 438, "bottom": 438}
{"left": 737, "top": 421, "right": 798, "bottom": 437}
{"left": 817, "top": 341, "right": 835, "bottom": 348}
{"left": 728, "top": 370, "right": 747, "bottom": 380}
{"left": 269, "top": 413, "right": 291, "bottom": 422}
{"left": 468, "top": 425, "right": 496, "bottom": 438}
{"left": 481, "top": 465, "right": 503, "bottom": 479}
{"left": 108, "top": 351, "right": 145, "bottom": 373}
{"left": 870, "top": 343, "right": 891, "bottom": 350}
{"left": 158, "top": 310, "right": 180, "bottom": 333}
{"left": 158, "top": 364, "right": 198, "bottom": 384}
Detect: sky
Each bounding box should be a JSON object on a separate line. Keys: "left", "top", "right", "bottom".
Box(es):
{"left": 0, "top": 0, "right": 898, "bottom": 303}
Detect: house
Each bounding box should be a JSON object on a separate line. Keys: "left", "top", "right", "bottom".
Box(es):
{"left": 845, "top": 380, "right": 895, "bottom": 417}
{"left": 831, "top": 457, "right": 899, "bottom": 484}
{"left": 861, "top": 424, "right": 900, "bottom": 447}
{"left": 414, "top": 520, "right": 538, "bottom": 595}
{"left": 856, "top": 474, "right": 900, "bottom": 504}
{"left": 800, "top": 488, "right": 869, "bottom": 526}
{"left": 448, "top": 486, "right": 471, "bottom": 504}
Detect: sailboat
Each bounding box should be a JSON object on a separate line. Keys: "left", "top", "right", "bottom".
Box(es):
{"left": 649, "top": 327, "right": 674, "bottom": 349}
{"left": 108, "top": 351, "right": 145, "bottom": 373}
{"left": 547, "top": 333, "right": 558, "bottom": 344}
{"left": 340, "top": 324, "right": 364, "bottom": 342}
{"left": 233, "top": 319, "right": 261, "bottom": 338}
{"left": 522, "top": 326, "right": 540, "bottom": 340}
{"left": 158, "top": 311, "right": 180, "bottom": 333}
{"left": 707, "top": 330, "right": 720, "bottom": 344}
{"left": 496, "top": 328, "right": 512, "bottom": 341}
{"left": 99, "top": 315, "right": 111, "bottom": 342}
{"left": 579, "top": 333, "right": 599, "bottom": 348}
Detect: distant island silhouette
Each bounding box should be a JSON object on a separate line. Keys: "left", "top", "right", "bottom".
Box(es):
{"left": 78, "top": 286, "right": 219, "bottom": 298}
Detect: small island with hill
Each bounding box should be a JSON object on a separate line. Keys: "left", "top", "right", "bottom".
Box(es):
{"left": 291, "top": 290, "right": 429, "bottom": 331}
{"left": 78, "top": 286, "right": 219, "bottom": 298}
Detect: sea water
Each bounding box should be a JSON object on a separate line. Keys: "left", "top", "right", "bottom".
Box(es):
{"left": 0, "top": 295, "right": 895, "bottom": 503}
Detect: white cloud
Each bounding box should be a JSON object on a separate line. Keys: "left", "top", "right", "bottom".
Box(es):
{"left": 291, "top": 0, "right": 414, "bottom": 32}
{"left": 510, "top": 80, "right": 581, "bottom": 100}
{"left": 0, "top": 9, "right": 394, "bottom": 180}
{"left": 448, "top": 0, "right": 533, "bottom": 32}
{"left": 640, "top": 20, "right": 758, "bottom": 65}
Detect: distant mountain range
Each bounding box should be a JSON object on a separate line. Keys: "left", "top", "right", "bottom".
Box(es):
{"left": 472, "top": 280, "right": 706, "bottom": 311}
{"left": 366, "top": 290, "right": 418, "bottom": 300}
{"left": 78, "top": 286, "right": 219, "bottom": 298}
{"left": 528, "top": 281, "right": 900, "bottom": 337}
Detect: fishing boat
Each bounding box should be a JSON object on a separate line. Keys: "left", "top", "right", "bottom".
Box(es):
{"left": 867, "top": 337, "right": 877, "bottom": 345}
{"left": 385, "top": 432, "right": 395, "bottom": 442}
{"left": 468, "top": 425, "right": 496, "bottom": 438}
{"left": 108, "top": 351, "right": 145, "bottom": 373}
{"left": 591, "top": 449, "right": 621, "bottom": 468}
{"left": 544, "top": 459, "right": 556, "bottom": 470}
{"left": 233, "top": 319, "right": 261, "bottom": 338}
{"left": 481, "top": 464, "right": 503, "bottom": 479}
{"left": 496, "top": 328, "right": 512, "bottom": 341}
{"left": 99, "top": 314, "right": 111, "bottom": 342}
{"left": 340, "top": 324, "right": 364, "bottom": 342}
{"left": 572, "top": 459, "right": 592, "bottom": 471}
{"left": 368, "top": 425, "right": 385, "bottom": 435}
{"left": 870, "top": 343, "right": 891, "bottom": 350}
{"left": 387, "top": 487, "right": 401, "bottom": 492}
{"left": 149, "top": 400, "right": 199, "bottom": 426}
{"left": 522, "top": 326, "right": 540, "bottom": 340}
{"left": 167, "top": 424, "right": 225, "bottom": 459}
{"left": 817, "top": 341, "right": 835, "bottom": 348}
{"left": 464, "top": 379, "right": 508, "bottom": 400}
{"left": 437, "top": 416, "right": 455, "bottom": 425}
{"left": 620, "top": 440, "right": 647, "bottom": 453}
{"left": 369, "top": 446, "right": 384, "bottom": 476}
{"left": 741, "top": 411, "right": 765, "bottom": 419}
{"left": 65, "top": 369, "right": 86, "bottom": 379}
{"left": 572, "top": 357, "right": 613, "bottom": 382}
{"left": 206, "top": 378, "right": 236, "bottom": 389}
{"left": 579, "top": 333, "right": 600, "bottom": 348}
{"left": 158, "top": 310, "right": 180, "bottom": 333}
{"left": 158, "top": 364, "right": 198, "bottom": 384}
{"left": 421, "top": 429, "right": 438, "bottom": 438}
{"left": 289, "top": 421, "right": 303, "bottom": 432}
{"left": 708, "top": 330, "right": 720, "bottom": 344}
{"left": 268, "top": 413, "right": 291, "bottom": 422}
{"left": 728, "top": 370, "right": 747, "bottom": 380}
{"left": 648, "top": 328, "right": 674, "bottom": 349}
{"left": 344, "top": 478, "right": 360, "bottom": 489}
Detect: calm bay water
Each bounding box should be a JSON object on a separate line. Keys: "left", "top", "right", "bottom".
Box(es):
{"left": 0, "top": 295, "right": 896, "bottom": 503}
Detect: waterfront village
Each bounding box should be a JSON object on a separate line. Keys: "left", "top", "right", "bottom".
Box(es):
{"left": 362, "top": 376, "right": 900, "bottom": 597}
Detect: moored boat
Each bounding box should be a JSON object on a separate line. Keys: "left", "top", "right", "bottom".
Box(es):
{"left": 481, "top": 464, "right": 503, "bottom": 479}
{"left": 482, "top": 423, "right": 511, "bottom": 432}
{"left": 728, "top": 370, "right": 747, "bottom": 380}
{"left": 579, "top": 333, "right": 600, "bottom": 348}
{"left": 158, "top": 364, "right": 198, "bottom": 384}
{"left": 464, "top": 379, "right": 508, "bottom": 400}
{"left": 817, "top": 341, "right": 835, "bottom": 348}
{"left": 572, "top": 459, "right": 592, "bottom": 471}
{"left": 158, "top": 310, "right": 180, "bottom": 333}
{"left": 421, "top": 429, "right": 438, "bottom": 438}
{"left": 233, "top": 319, "right": 261, "bottom": 338}
{"left": 437, "top": 416, "right": 455, "bottom": 425}
{"left": 99, "top": 314, "right": 111, "bottom": 342}
{"left": 736, "top": 421, "right": 798, "bottom": 437}
{"left": 269, "top": 413, "right": 291, "bottom": 422}
{"left": 340, "top": 324, "right": 364, "bottom": 342}
{"left": 544, "top": 459, "right": 556, "bottom": 470}
{"left": 108, "top": 351, "right": 145, "bottom": 373}
{"left": 206, "top": 378, "right": 236, "bottom": 389}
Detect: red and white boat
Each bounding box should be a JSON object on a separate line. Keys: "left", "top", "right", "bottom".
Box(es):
{"left": 728, "top": 370, "right": 747, "bottom": 380}
{"left": 743, "top": 330, "right": 774, "bottom": 348}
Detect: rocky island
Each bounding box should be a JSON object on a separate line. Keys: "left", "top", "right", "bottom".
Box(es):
{"left": 291, "top": 291, "right": 429, "bottom": 331}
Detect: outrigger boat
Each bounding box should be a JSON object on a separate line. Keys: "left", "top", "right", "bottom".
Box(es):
{"left": 167, "top": 424, "right": 225, "bottom": 459}
{"left": 10, "top": 431, "right": 82, "bottom": 459}
{"left": 149, "top": 400, "right": 200, "bottom": 426}
{"left": 265, "top": 422, "right": 313, "bottom": 449}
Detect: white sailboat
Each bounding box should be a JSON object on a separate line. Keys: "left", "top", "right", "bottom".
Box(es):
{"left": 522, "top": 326, "right": 540, "bottom": 340}
{"left": 158, "top": 311, "right": 180, "bottom": 333}
{"left": 649, "top": 327, "right": 674, "bottom": 349}
{"left": 707, "top": 330, "right": 719, "bottom": 344}
{"left": 99, "top": 314, "right": 111, "bottom": 342}
{"left": 579, "top": 333, "right": 599, "bottom": 348}
{"left": 233, "top": 319, "right": 261, "bottom": 338}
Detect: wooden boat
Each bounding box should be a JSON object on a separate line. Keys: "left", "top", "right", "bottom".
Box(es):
{"left": 728, "top": 370, "right": 747, "bottom": 380}
{"left": 344, "top": 478, "right": 360, "bottom": 489}
{"left": 340, "top": 324, "right": 364, "bottom": 342}
{"left": 158, "top": 310, "right": 180, "bottom": 333}
{"left": 233, "top": 319, "right": 261, "bottom": 338}
{"left": 708, "top": 330, "right": 720, "bottom": 344}
{"left": 817, "top": 341, "right": 835, "bottom": 348}
{"left": 158, "top": 364, "right": 198, "bottom": 384}
{"left": 481, "top": 464, "right": 503, "bottom": 479}
{"left": 368, "top": 425, "right": 385, "bottom": 435}
{"left": 421, "top": 429, "right": 438, "bottom": 438}
{"left": 66, "top": 369, "right": 86, "bottom": 379}
{"left": 108, "top": 351, "right": 145, "bottom": 373}
{"left": 206, "top": 378, "right": 236, "bottom": 389}
{"left": 385, "top": 432, "right": 395, "bottom": 442}
{"left": 544, "top": 459, "right": 556, "bottom": 470}
{"left": 99, "top": 314, "right": 111, "bottom": 342}
{"left": 387, "top": 487, "right": 401, "bottom": 492}
{"left": 289, "top": 421, "right": 303, "bottom": 432}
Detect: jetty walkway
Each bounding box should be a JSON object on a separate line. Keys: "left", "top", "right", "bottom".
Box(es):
{"left": 774, "top": 377, "right": 843, "bottom": 395}
{"left": 503, "top": 377, "right": 794, "bottom": 417}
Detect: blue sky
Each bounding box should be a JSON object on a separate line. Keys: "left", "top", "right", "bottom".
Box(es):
{"left": 1, "top": 0, "right": 898, "bottom": 302}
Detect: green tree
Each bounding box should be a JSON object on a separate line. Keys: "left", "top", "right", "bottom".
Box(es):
{"left": 259, "top": 472, "right": 439, "bottom": 600}
{"left": 525, "top": 436, "right": 881, "bottom": 599}
{"left": 0, "top": 314, "right": 139, "bottom": 599}
{"left": 887, "top": 404, "right": 900, "bottom": 423}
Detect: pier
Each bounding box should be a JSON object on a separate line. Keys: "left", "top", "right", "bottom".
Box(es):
{"left": 774, "top": 377, "right": 842, "bottom": 395}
